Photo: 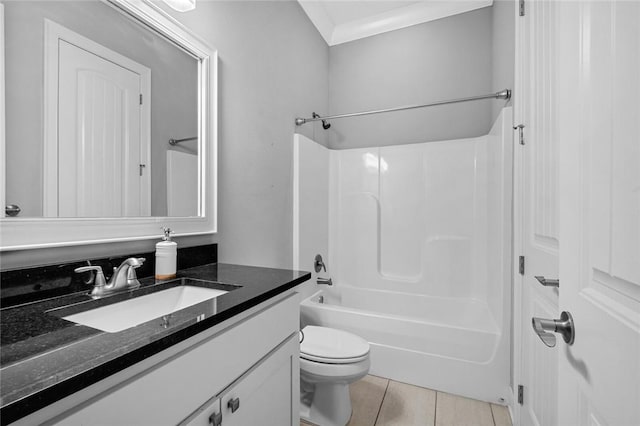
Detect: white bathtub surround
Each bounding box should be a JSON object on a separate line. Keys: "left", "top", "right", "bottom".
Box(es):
{"left": 167, "top": 150, "right": 198, "bottom": 216}
{"left": 293, "top": 134, "right": 330, "bottom": 302}
{"left": 294, "top": 107, "right": 513, "bottom": 404}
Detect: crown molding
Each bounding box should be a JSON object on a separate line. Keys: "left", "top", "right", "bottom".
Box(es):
{"left": 299, "top": 0, "right": 493, "bottom": 46}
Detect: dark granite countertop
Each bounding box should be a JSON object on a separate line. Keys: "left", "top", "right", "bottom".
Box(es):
{"left": 0, "top": 263, "right": 310, "bottom": 424}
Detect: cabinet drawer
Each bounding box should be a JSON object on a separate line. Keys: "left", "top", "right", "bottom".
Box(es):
{"left": 52, "top": 293, "right": 299, "bottom": 425}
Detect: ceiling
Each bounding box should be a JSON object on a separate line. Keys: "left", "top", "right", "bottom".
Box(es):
{"left": 298, "top": 0, "right": 493, "bottom": 46}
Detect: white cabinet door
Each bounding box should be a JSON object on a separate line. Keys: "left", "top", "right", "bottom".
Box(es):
{"left": 219, "top": 335, "right": 299, "bottom": 426}
{"left": 557, "top": 1, "right": 640, "bottom": 425}
{"left": 181, "top": 397, "right": 222, "bottom": 426}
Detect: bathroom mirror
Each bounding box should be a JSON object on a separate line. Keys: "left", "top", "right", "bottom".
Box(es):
{"left": 0, "top": 0, "right": 217, "bottom": 249}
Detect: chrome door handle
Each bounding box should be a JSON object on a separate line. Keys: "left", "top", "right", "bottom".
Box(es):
{"left": 532, "top": 311, "right": 575, "bottom": 347}
{"left": 535, "top": 276, "right": 559, "bottom": 287}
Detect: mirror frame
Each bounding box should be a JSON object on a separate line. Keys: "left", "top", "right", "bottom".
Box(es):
{"left": 0, "top": 0, "right": 217, "bottom": 251}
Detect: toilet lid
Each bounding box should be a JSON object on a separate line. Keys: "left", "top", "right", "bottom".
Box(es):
{"left": 300, "top": 326, "right": 369, "bottom": 364}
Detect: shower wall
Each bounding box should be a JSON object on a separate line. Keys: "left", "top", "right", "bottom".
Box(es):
{"left": 293, "top": 134, "right": 330, "bottom": 302}
{"left": 295, "top": 107, "right": 511, "bottom": 319}
{"left": 329, "top": 108, "right": 512, "bottom": 325}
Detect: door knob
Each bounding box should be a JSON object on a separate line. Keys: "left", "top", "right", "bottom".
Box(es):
{"left": 532, "top": 311, "right": 575, "bottom": 347}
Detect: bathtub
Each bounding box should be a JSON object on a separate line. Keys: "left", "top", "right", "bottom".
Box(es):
{"left": 301, "top": 287, "right": 511, "bottom": 404}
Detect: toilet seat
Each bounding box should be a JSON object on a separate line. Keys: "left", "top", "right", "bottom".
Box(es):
{"left": 300, "top": 326, "right": 369, "bottom": 365}
{"left": 301, "top": 351, "right": 369, "bottom": 364}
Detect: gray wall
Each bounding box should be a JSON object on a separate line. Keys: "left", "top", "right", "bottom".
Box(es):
{"left": 1, "top": 2, "right": 511, "bottom": 272}
{"left": 327, "top": 7, "right": 494, "bottom": 149}
{"left": 491, "top": 0, "right": 515, "bottom": 123}
{"left": 4, "top": 1, "right": 197, "bottom": 217}
{"left": 1, "top": 1, "right": 329, "bottom": 270}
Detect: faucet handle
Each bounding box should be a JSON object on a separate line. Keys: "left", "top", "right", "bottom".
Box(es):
{"left": 74, "top": 266, "right": 106, "bottom": 288}
{"left": 122, "top": 257, "right": 145, "bottom": 268}
{"left": 314, "top": 254, "right": 327, "bottom": 273}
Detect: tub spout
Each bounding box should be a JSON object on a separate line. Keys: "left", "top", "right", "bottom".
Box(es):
{"left": 317, "top": 277, "right": 332, "bottom": 286}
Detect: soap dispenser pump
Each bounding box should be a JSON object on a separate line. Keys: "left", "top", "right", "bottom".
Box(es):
{"left": 155, "top": 227, "right": 177, "bottom": 280}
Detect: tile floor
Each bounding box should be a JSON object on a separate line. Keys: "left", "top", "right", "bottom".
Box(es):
{"left": 301, "top": 375, "right": 512, "bottom": 426}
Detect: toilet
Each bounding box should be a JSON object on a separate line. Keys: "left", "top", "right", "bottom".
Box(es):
{"left": 299, "top": 325, "right": 370, "bottom": 426}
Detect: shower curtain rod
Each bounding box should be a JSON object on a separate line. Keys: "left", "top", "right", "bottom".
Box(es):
{"left": 168, "top": 136, "right": 198, "bottom": 146}
{"left": 294, "top": 89, "right": 511, "bottom": 127}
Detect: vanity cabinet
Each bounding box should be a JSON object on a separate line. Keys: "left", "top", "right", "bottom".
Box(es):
{"left": 182, "top": 335, "right": 298, "bottom": 426}
{"left": 15, "top": 292, "right": 300, "bottom": 425}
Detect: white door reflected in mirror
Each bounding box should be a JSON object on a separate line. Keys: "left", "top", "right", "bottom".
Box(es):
{"left": 51, "top": 24, "right": 151, "bottom": 217}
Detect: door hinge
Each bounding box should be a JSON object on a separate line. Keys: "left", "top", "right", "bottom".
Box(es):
{"left": 514, "top": 124, "right": 525, "bottom": 145}
{"left": 519, "top": 0, "right": 525, "bottom": 16}
{"left": 518, "top": 385, "right": 524, "bottom": 405}
{"left": 139, "top": 94, "right": 143, "bottom": 105}
{"left": 139, "top": 164, "right": 146, "bottom": 176}
{"left": 519, "top": 256, "right": 525, "bottom": 275}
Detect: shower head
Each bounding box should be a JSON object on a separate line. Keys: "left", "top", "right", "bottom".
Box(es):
{"left": 312, "top": 112, "right": 331, "bottom": 130}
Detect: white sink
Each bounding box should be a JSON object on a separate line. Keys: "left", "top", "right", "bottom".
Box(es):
{"left": 63, "top": 285, "right": 228, "bottom": 333}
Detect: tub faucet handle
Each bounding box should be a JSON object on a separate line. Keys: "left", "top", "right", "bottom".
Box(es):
{"left": 314, "top": 254, "right": 326, "bottom": 273}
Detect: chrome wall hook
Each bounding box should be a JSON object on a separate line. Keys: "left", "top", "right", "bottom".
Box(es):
{"left": 513, "top": 124, "right": 525, "bottom": 145}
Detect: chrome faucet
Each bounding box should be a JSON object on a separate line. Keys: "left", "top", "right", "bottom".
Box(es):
{"left": 110, "top": 257, "right": 145, "bottom": 290}
{"left": 75, "top": 257, "right": 145, "bottom": 299}
{"left": 317, "top": 277, "right": 332, "bottom": 286}
{"left": 314, "top": 255, "right": 332, "bottom": 285}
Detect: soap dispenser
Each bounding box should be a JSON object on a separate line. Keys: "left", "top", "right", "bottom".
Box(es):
{"left": 155, "top": 227, "right": 177, "bottom": 280}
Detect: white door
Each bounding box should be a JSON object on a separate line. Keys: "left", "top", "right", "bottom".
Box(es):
{"left": 44, "top": 20, "right": 151, "bottom": 217}
{"left": 516, "top": 1, "right": 560, "bottom": 424}
{"left": 557, "top": 1, "right": 640, "bottom": 425}
{"left": 58, "top": 40, "right": 142, "bottom": 217}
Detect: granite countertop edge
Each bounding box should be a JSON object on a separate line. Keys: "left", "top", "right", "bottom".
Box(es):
{"left": 0, "top": 262, "right": 311, "bottom": 425}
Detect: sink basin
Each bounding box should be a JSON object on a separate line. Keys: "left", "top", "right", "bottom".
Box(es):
{"left": 62, "top": 285, "right": 228, "bottom": 333}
